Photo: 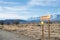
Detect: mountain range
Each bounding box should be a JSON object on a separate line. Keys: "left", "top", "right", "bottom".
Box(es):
{"left": 27, "top": 14, "right": 60, "bottom": 23}
{"left": 0, "top": 14, "right": 60, "bottom": 24}
{"left": 0, "top": 19, "right": 28, "bottom": 24}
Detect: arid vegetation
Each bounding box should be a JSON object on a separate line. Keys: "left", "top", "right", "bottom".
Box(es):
{"left": 0, "top": 22, "right": 60, "bottom": 40}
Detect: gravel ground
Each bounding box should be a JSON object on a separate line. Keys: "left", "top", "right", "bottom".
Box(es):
{"left": 0, "top": 29, "right": 36, "bottom": 40}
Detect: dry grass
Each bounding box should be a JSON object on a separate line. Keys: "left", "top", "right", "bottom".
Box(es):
{"left": 0, "top": 23, "right": 60, "bottom": 39}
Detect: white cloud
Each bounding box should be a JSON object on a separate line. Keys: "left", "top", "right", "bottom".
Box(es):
{"left": 0, "top": 1, "right": 20, "bottom": 5}
{"left": 0, "top": 13, "right": 30, "bottom": 20}
{"left": 0, "top": 13, "right": 19, "bottom": 19}
{"left": 0, "top": 6, "right": 31, "bottom": 20}
{"left": 2, "top": 6, "right": 30, "bottom": 15}
{"left": 28, "top": 0, "right": 58, "bottom": 7}
{"left": 3, "top": 6, "right": 28, "bottom": 11}
{"left": 0, "top": 7, "right": 3, "bottom": 11}
{"left": 0, "top": 0, "right": 59, "bottom": 20}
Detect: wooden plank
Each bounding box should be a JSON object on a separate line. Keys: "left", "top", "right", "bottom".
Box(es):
{"left": 40, "top": 15, "right": 50, "bottom": 20}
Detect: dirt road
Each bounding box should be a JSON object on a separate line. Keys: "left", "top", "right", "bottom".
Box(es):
{"left": 0, "top": 30, "right": 36, "bottom": 40}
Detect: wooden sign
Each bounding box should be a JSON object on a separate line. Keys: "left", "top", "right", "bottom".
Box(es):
{"left": 40, "top": 15, "right": 50, "bottom": 20}
{"left": 40, "top": 15, "right": 51, "bottom": 40}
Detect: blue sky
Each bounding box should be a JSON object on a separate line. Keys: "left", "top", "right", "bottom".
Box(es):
{"left": 0, "top": 0, "right": 60, "bottom": 20}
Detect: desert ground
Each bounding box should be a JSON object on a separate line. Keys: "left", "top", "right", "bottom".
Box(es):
{"left": 0, "top": 23, "right": 60, "bottom": 40}
{"left": 0, "top": 29, "right": 36, "bottom": 40}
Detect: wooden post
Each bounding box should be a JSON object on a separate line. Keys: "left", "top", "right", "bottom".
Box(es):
{"left": 41, "top": 21, "right": 44, "bottom": 40}
{"left": 48, "top": 20, "right": 50, "bottom": 40}
{"left": 42, "top": 24, "right": 44, "bottom": 40}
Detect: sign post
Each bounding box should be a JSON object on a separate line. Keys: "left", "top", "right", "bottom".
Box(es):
{"left": 48, "top": 20, "right": 50, "bottom": 40}
{"left": 40, "top": 15, "right": 50, "bottom": 40}
{"left": 41, "top": 21, "right": 44, "bottom": 40}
